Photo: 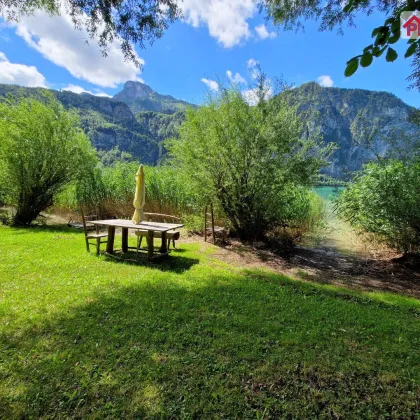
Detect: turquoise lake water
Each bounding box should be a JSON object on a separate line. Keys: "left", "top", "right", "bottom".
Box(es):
{"left": 314, "top": 186, "right": 344, "bottom": 202}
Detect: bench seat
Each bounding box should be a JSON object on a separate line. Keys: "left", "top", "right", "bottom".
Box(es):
{"left": 135, "top": 229, "right": 180, "bottom": 240}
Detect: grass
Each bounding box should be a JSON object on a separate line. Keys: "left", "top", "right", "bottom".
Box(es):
{"left": 0, "top": 225, "right": 419, "bottom": 418}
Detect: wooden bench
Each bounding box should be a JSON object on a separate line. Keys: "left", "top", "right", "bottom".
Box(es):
{"left": 135, "top": 213, "right": 181, "bottom": 250}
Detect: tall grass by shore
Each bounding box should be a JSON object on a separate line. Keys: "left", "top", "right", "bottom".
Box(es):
{"left": 55, "top": 163, "right": 202, "bottom": 219}
{"left": 54, "top": 162, "right": 325, "bottom": 241}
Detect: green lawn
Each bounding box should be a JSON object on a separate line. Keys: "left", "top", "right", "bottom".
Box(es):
{"left": 0, "top": 226, "right": 419, "bottom": 418}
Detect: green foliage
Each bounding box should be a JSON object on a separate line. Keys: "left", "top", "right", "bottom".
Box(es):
{"left": 409, "top": 107, "right": 420, "bottom": 125}
{"left": 316, "top": 174, "right": 347, "bottom": 187}
{"left": 168, "top": 85, "right": 333, "bottom": 241}
{"left": 267, "top": 187, "right": 326, "bottom": 246}
{"left": 336, "top": 158, "right": 420, "bottom": 253}
{"left": 0, "top": 165, "right": 8, "bottom": 206}
{"left": 0, "top": 93, "right": 96, "bottom": 226}
{"left": 145, "top": 165, "right": 203, "bottom": 215}
{"left": 97, "top": 147, "right": 135, "bottom": 166}
{"left": 135, "top": 111, "right": 184, "bottom": 161}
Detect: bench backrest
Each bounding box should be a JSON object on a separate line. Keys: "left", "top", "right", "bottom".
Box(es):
{"left": 144, "top": 212, "right": 181, "bottom": 223}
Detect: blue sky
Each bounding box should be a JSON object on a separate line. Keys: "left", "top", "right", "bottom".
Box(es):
{"left": 0, "top": 2, "right": 418, "bottom": 107}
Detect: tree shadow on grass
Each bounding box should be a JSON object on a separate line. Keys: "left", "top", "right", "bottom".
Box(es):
{"left": 1, "top": 270, "right": 418, "bottom": 419}
{"left": 102, "top": 249, "right": 199, "bottom": 274}
{"left": 290, "top": 247, "right": 420, "bottom": 298}
{"left": 220, "top": 242, "right": 420, "bottom": 298}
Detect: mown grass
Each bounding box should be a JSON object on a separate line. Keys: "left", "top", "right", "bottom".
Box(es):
{"left": 0, "top": 226, "right": 419, "bottom": 418}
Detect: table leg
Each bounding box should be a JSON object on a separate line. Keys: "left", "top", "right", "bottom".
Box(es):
{"left": 160, "top": 231, "right": 168, "bottom": 254}
{"left": 106, "top": 226, "right": 115, "bottom": 254}
{"left": 147, "top": 230, "right": 154, "bottom": 261}
{"left": 121, "top": 227, "right": 128, "bottom": 253}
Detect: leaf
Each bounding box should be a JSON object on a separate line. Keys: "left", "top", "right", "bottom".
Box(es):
{"left": 388, "top": 32, "right": 400, "bottom": 44}
{"left": 363, "top": 44, "right": 373, "bottom": 53}
{"left": 343, "top": 3, "right": 352, "bottom": 12}
{"left": 343, "top": 0, "right": 355, "bottom": 13}
{"left": 360, "top": 52, "right": 373, "bottom": 67}
{"left": 372, "top": 46, "right": 386, "bottom": 57}
{"left": 386, "top": 47, "right": 398, "bottom": 62}
{"left": 345, "top": 58, "right": 359, "bottom": 77}
{"left": 391, "top": 19, "right": 400, "bottom": 32}
{"left": 405, "top": 42, "right": 418, "bottom": 58}
{"left": 374, "top": 27, "right": 389, "bottom": 46}
{"left": 371, "top": 27, "right": 380, "bottom": 37}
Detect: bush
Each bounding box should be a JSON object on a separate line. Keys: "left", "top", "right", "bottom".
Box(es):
{"left": 0, "top": 93, "right": 96, "bottom": 226}
{"left": 336, "top": 159, "right": 420, "bottom": 253}
{"left": 167, "top": 84, "right": 332, "bottom": 241}
{"left": 266, "top": 187, "right": 325, "bottom": 247}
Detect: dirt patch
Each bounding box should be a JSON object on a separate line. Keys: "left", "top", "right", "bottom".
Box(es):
{"left": 208, "top": 239, "right": 420, "bottom": 299}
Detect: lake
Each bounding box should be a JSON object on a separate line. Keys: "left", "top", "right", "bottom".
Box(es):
{"left": 314, "top": 186, "right": 344, "bottom": 202}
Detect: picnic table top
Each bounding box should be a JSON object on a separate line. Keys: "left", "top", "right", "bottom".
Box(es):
{"left": 90, "top": 219, "right": 184, "bottom": 232}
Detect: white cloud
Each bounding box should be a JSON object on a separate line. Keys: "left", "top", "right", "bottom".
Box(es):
{"left": 9, "top": 7, "right": 144, "bottom": 88}
{"left": 255, "top": 24, "right": 276, "bottom": 40}
{"left": 181, "top": 0, "right": 257, "bottom": 48}
{"left": 242, "top": 87, "right": 273, "bottom": 105}
{"left": 317, "top": 75, "right": 334, "bottom": 87}
{"left": 0, "top": 52, "right": 47, "bottom": 87}
{"left": 226, "top": 70, "right": 246, "bottom": 84}
{"left": 62, "top": 84, "right": 111, "bottom": 97}
{"left": 247, "top": 58, "right": 258, "bottom": 68}
{"left": 242, "top": 80, "right": 273, "bottom": 105}
{"left": 201, "top": 78, "right": 219, "bottom": 91}
{"left": 247, "top": 58, "right": 260, "bottom": 80}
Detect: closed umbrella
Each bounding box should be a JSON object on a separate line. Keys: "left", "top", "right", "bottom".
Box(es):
{"left": 132, "top": 164, "right": 145, "bottom": 224}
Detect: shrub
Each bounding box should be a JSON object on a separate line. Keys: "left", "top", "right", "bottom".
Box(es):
{"left": 167, "top": 85, "right": 332, "bottom": 241}
{"left": 266, "top": 186, "right": 325, "bottom": 247}
{"left": 336, "top": 159, "right": 420, "bottom": 253}
{"left": 0, "top": 93, "right": 96, "bottom": 226}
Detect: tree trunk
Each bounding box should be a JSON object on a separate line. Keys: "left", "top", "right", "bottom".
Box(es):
{"left": 12, "top": 192, "right": 53, "bottom": 226}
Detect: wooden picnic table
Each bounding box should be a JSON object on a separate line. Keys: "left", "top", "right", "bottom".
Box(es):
{"left": 90, "top": 219, "right": 184, "bottom": 261}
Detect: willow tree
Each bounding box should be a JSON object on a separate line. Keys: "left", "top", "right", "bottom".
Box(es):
{"left": 0, "top": 93, "right": 96, "bottom": 226}
{"left": 167, "top": 82, "right": 333, "bottom": 241}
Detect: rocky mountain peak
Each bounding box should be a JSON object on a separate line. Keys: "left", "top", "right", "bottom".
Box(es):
{"left": 114, "top": 81, "right": 154, "bottom": 101}
{"left": 112, "top": 80, "right": 196, "bottom": 114}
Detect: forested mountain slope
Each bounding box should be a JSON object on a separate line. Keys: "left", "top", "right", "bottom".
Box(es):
{"left": 280, "top": 82, "right": 418, "bottom": 179}
{"left": 0, "top": 84, "right": 184, "bottom": 164}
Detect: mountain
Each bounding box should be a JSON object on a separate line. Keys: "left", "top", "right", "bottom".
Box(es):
{"left": 0, "top": 84, "right": 183, "bottom": 165}
{"left": 113, "top": 81, "right": 196, "bottom": 114}
{"left": 0, "top": 81, "right": 417, "bottom": 179}
{"left": 280, "top": 82, "right": 419, "bottom": 179}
